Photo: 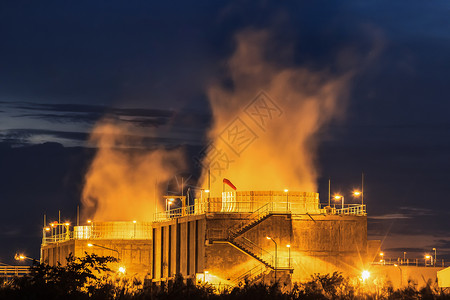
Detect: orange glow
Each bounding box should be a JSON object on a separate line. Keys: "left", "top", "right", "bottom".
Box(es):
{"left": 353, "top": 191, "right": 361, "bottom": 196}
{"left": 425, "top": 255, "right": 431, "bottom": 259}
{"left": 380, "top": 252, "right": 384, "bottom": 256}
{"left": 87, "top": 243, "right": 93, "bottom": 247}
{"left": 44, "top": 227, "right": 50, "bottom": 231}
{"left": 284, "top": 189, "right": 289, "bottom": 193}
{"left": 334, "top": 195, "right": 342, "bottom": 200}
{"left": 118, "top": 266, "right": 126, "bottom": 274}
{"left": 14, "top": 254, "right": 25, "bottom": 261}
{"left": 361, "top": 270, "right": 370, "bottom": 281}
{"left": 198, "top": 30, "right": 351, "bottom": 194}
{"left": 87, "top": 220, "right": 92, "bottom": 224}
{"left": 81, "top": 122, "right": 185, "bottom": 221}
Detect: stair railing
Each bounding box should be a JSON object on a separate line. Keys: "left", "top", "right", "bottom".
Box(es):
{"left": 228, "top": 202, "right": 274, "bottom": 238}
{"left": 233, "top": 236, "right": 274, "bottom": 268}
{"left": 232, "top": 264, "right": 266, "bottom": 284}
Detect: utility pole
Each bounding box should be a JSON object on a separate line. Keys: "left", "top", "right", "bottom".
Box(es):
{"left": 361, "top": 172, "right": 364, "bottom": 206}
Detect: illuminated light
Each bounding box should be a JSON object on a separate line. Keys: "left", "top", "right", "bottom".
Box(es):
{"left": 64, "top": 222, "right": 70, "bottom": 226}
{"left": 205, "top": 190, "right": 210, "bottom": 193}
{"left": 380, "top": 252, "right": 384, "bottom": 256}
{"left": 118, "top": 266, "right": 126, "bottom": 274}
{"left": 266, "top": 236, "right": 271, "bottom": 240}
{"left": 353, "top": 191, "right": 361, "bottom": 196}
{"left": 394, "top": 264, "right": 398, "bottom": 267}
{"left": 379, "top": 259, "right": 383, "bottom": 262}
{"left": 14, "top": 254, "right": 25, "bottom": 261}
{"left": 286, "top": 244, "right": 291, "bottom": 248}
{"left": 361, "top": 270, "right": 370, "bottom": 281}
{"left": 45, "top": 227, "right": 50, "bottom": 231}
{"left": 87, "top": 243, "right": 93, "bottom": 247}
{"left": 50, "top": 223, "right": 55, "bottom": 227}
{"left": 204, "top": 271, "right": 209, "bottom": 274}
{"left": 425, "top": 255, "right": 431, "bottom": 259}
{"left": 284, "top": 189, "right": 289, "bottom": 193}
{"left": 334, "top": 195, "right": 342, "bottom": 200}
{"left": 87, "top": 220, "right": 92, "bottom": 224}
{"left": 132, "top": 220, "right": 137, "bottom": 224}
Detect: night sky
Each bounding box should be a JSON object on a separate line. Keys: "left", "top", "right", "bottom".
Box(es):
{"left": 1, "top": 1, "right": 450, "bottom": 265}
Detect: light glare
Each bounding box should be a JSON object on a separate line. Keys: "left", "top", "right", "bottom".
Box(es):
{"left": 361, "top": 270, "right": 370, "bottom": 281}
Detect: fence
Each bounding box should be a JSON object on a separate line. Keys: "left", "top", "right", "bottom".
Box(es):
{"left": 0, "top": 266, "right": 30, "bottom": 278}
{"left": 42, "top": 221, "right": 153, "bottom": 245}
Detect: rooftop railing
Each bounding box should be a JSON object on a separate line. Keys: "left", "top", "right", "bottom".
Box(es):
{"left": 154, "top": 201, "right": 366, "bottom": 222}
{"left": 42, "top": 221, "right": 153, "bottom": 245}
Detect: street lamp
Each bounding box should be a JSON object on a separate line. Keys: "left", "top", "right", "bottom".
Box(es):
{"left": 87, "top": 243, "right": 120, "bottom": 259}
{"left": 425, "top": 254, "right": 431, "bottom": 266}
{"left": 286, "top": 244, "right": 292, "bottom": 292}
{"left": 14, "top": 254, "right": 37, "bottom": 263}
{"left": 166, "top": 198, "right": 174, "bottom": 211}
{"left": 266, "top": 236, "right": 278, "bottom": 281}
{"left": 361, "top": 270, "right": 370, "bottom": 282}
{"left": 394, "top": 264, "right": 403, "bottom": 286}
{"left": 433, "top": 248, "right": 437, "bottom": 266}
{"left": 380, "top": 252, "right": 384, "bottom": 264}
{"left": 334, "top": 195, "right": 344, "bottom": 209}
{"left": 284, "top": 189, "right": 289, "bottom": 212}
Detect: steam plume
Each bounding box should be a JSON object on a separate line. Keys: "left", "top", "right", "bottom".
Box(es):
{"left": 82, "top": 120, "right": 185, "bottom": 221}
{"left": 200, "top": 29, "right": 353, "bottom": 194}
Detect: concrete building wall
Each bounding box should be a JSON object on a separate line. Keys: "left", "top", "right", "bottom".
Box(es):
{"left": 151, "top": 215, "right": 206, "bottom": 281}
{"left": 151, "top": 212, "right": 368, "bottom": 284}
{"left": 370, "top": 265, "right": 443, "bottom": 289}
{"left": 41, "top": 239, "right": 152, "bottom": 277}
{"left": 41, "top": 211, "right": 369, "bottom": 285}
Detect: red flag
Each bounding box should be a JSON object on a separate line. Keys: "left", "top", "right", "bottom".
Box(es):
{"left": 223, "top": 178, "right": 237, "bottom": 190}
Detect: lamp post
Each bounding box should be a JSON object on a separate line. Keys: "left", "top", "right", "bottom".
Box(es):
{"left": 166, "top": 198, "right": 174, "bottom": 212}
{"left": 425, "top": 254, "right": 431, "bottom": 266}
{"left": 394, "top": 264, "right": 403, "bottom": 286}
{"left": 284, "top": 189, "right": 289, "bottom": 212}
{"left": 334, "top": 195, "right": 344, "bottom": 209}
{"left": 14, "top": 254, "right": 37, "bottom": 263}
{"left": 266, "top": 236, "right": 278, "bottom": 281}
{"left": 286, "top": 244, "right": 291, "bottom": 269}
{"left": 87, "top": 243, "right": 120, "bottom": 259}
{"left": 433, "top": 248, "right": 437, "bottom": 267}
{"left": 286, "top": 244, "right": 292, "bottom": 292}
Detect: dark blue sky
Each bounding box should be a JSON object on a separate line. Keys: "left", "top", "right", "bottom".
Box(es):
{"left": 1, "top": 0, "right": 450, "bottom": 264}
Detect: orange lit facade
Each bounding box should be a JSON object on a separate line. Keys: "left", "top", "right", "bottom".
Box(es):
{"left": 41, "top": 190, "right": 378, "bottom": 285}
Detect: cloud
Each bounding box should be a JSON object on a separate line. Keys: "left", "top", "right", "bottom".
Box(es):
{"left": 3, "top": 101, "right": 175, "bottom": 127}
{"left": 0, "top": 101, "right": 210, "bottom": 146}
{"left": 368, "top": 213, "right": 410, "bottom": 220}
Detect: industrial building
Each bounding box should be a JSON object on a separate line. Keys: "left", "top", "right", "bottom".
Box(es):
{"left": 41, "top": 190, "right": 376, "bottom": 285}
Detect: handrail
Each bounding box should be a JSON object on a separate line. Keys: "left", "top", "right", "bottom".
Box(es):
{"left": 235, "top": 236, "right": 274, "bottom": 267}
{"left": 233, "top": 264, "right": 265, "bottom": 283}
{"left": 228, "top": 202, "right": 273, "bottom": 236}
{"left": 0, "top": 266, "right": 31, "bottom": 277}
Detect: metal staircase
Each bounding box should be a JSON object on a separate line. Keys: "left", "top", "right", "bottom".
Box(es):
{"left": 228, "top": 202, "right": 290, "bottom": 240}
{"left": 229, "top": 236, "right": 275, "bottom": 269}
{"left": 219, "top": 201, "right": 292, "bottom": 283}
{"left": 232, "top": 264, "right": 269, "bottom": 285}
